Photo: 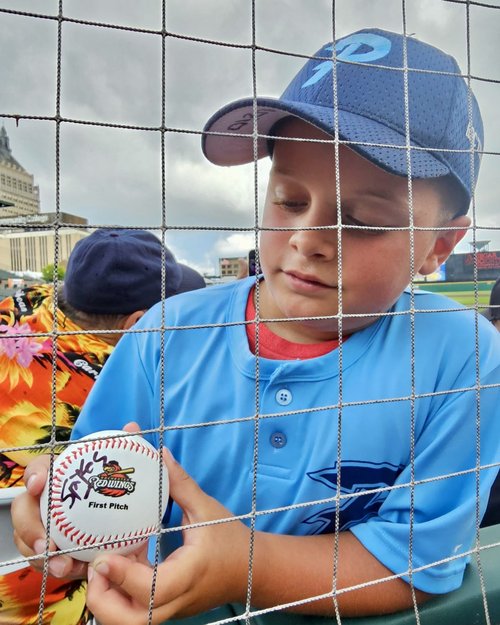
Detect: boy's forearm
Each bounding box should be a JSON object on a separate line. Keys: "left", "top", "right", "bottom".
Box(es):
{"left": 247, "top": 530, "right": 430, "bottom": 617}
{"left": 83, "top": 455, "right": 434, "bottom": 623}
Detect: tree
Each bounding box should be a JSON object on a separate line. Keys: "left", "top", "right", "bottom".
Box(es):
{"left": 41, "top": 263, "right": 65, "bottom": 283}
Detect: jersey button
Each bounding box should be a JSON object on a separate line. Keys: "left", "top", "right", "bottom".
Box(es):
{"left": 270, "top": 431, "right": 287, "bottom": 448}
{"left": 275, "top": 388, "right": 292, "bottom": 406}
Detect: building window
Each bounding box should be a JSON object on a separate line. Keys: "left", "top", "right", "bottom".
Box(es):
{"left": 27, "top": 238, "right": 37, "bottom": 270}
{"left": 11, "top": 239, "right": 22, "bottom": 272}
{"left": 39, "top": 237, "right": 48, "bottom": 267}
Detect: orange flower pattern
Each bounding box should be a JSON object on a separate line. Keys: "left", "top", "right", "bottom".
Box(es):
{"left": 0, "top": 285, "right": 113, "bottom": 625}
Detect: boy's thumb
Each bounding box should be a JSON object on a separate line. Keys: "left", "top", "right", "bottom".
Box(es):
{"left": 88, "top": 556, "right": 154, "bottom": 606}
{"left": 162, "top": 448, "right": 204, "bottom": 513}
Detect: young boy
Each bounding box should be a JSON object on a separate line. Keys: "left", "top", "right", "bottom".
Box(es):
{"left": 12, "top": 29, "right": 500, "bottom": 625}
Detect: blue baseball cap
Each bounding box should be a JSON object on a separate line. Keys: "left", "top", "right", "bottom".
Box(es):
{"left": 64, "top": 229, "right": 205, "bottom": 314}
{"left": 203, "top": 28, "right": 483, "bottom": 212}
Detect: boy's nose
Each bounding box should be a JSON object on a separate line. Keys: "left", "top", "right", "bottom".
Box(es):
{"left": 289, "top": 225, "right": 338, "bottom": 260}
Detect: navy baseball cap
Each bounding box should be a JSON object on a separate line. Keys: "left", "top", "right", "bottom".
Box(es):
{"left": 203, "top": 28, "right": 484, "bottom": 212}
{"left": 485, "top": 276, "right": 500, "bottom": 322}
{"left": 64, "top": 229, "right": 205, "bottom": 314}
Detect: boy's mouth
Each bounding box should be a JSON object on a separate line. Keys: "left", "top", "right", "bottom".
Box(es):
{"left": 285, "top": 270, "right": 333, "bottom": 290}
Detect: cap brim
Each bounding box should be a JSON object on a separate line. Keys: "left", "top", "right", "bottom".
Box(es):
{"left": 202, "top": 97, "right": 449, "bottom": 180}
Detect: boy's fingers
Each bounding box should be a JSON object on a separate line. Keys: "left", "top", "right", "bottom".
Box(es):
{"left": 90, "top": 553, "right": 195, "bottom": 614}
{"left": 13, "top": 529, "right": 86, "bottom": 579}
{"left": 162, "top": 448, "right": 206, "bottom": 515}
{"left": 90, "top": 557, "right": 157, "bottom": 605}
{"left": 45, "top": 553, "right": 87, "bottom": 579}
{"left": 12, "top": 486, "right": 87, "bottom": 579}
{"left": 123, "top": 421, "right": 141, "bottom": 434}
{"left": 11, "top": 489, "right": 52, "bottom": 556}
{"left": 86, "top": 567, "right": 148, "bottom": 625}
{"left": 23, "top": 454, "right": 51, "bottom": 495}
{"left": 162, "top": 449, "right": 233, "bottom": 529}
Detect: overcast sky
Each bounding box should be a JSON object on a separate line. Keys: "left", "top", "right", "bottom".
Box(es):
{"left": 1, "top": 0, "right": 499, "bottom": 275}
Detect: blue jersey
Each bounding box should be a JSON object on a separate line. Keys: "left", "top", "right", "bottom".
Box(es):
{"left": 74, "top": 277, "right": 500, "bottom": 594}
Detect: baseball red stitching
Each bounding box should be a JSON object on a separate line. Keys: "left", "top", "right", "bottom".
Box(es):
{"left": 45, "top": 435, "right": 162, "bottom": 555}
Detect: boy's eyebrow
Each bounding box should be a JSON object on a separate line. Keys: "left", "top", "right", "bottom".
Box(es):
{"left": 359, "top": 189, "right": 393, "bottom": 201}
{"left": 351, "top": 188, "right": 414, "bottom": 216}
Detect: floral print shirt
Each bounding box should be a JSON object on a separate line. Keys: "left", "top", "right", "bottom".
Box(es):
{"left": 0, "top": 284, "right": 113, "bottom": 625}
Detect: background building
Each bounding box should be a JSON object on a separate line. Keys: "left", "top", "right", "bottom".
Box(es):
{"left": 0, "top": 126, "right": 40, "bottom": 218}
{"left": 219, "top": 257, "right": 241, "bottom": 277}
{"left": 0, "top": 126, "right": 89, "bottom": 273}
{"left": 0, "top": 229, "right": 87, "bottom": 274}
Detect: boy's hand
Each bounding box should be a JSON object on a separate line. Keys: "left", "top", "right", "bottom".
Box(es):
{"left": 86, "top": 448, "right": 251, "bottom": 625}
{"left": 12, "top": 454, "right": 87, "bottom": 579}
{"left": 11, "top": 422, "right": 142, "bottom": 581}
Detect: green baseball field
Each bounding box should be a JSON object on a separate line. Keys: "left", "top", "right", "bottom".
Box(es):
{"left": 413, "top": 280, "right": 495, "bottom": 309}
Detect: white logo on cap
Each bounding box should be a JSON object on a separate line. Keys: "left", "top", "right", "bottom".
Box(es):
{"left": 466, "top": 122, "right": 483, "bottom": 161}
{"left": 302, "top": 33, "right": 392, "bottom": 89}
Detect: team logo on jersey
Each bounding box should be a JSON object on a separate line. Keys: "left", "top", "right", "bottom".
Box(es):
{"left": 302, "top": 460, "right": 404, "bottom": 534}
{"left": 301, "top": 34, "right": 392, "bottom": 89}
{"left": 89, "top": 460, "right": 136, "bottom": 498}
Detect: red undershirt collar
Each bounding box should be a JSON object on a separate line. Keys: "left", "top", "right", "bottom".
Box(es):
{"left": 245, "top": 285, "right": 348, "bottom": 360}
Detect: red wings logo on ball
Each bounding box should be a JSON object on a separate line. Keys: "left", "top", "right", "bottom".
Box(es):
{"left": 89, "top": 460, "right": 136, "bottom": 497}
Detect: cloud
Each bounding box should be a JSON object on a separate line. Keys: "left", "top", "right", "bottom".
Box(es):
{"left": 1, "top": 0, "right": 498, "bottom": 267}
{"left": 214, "top": 232, "right": 255, "bottom": 257}
{"left": 165, "top": 148, "right": 271, "bottom": 225}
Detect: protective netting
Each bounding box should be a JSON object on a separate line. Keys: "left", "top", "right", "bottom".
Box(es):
{"left": 0, "top": 2, "right": 499, "bottom": 625}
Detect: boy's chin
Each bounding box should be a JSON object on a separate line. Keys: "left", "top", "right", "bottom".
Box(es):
{"left": 341, "top": 315, "right": 380, "bottom": 335}
{"left": 297, "top": 318, "right": 341, "bottom": 341}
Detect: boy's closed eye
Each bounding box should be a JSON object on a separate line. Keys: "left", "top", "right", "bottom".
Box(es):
{"left": 341, "top": 196, "right": 412, "bottom": 232}
{"left": 341, "top": 214, "right": 391, "bottom": 235}
{"left": 272, "top": 198, "right": 309, "bottom": 211}
{"left": 270, "top": 198, "right": 397, "bottom": 234}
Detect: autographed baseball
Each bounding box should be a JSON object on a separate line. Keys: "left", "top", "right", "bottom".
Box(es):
{"left": 40, "top": 430, "right": 168, "bottom": 562}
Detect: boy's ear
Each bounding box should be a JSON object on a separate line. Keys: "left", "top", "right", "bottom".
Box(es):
{"left": 418, "top": 215, "right": 471, "bottom": 276}
{"left": 121, "top": 310, "right": 146, "bottom": 330}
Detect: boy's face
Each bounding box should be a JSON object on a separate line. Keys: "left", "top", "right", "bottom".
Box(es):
{"left": 258, "top": 118, "right": 469, "bottom": 342}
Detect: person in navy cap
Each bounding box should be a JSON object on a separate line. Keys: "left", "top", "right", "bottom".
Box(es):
{"left": 0, "top": 228, "right": 204, "bottom": 625}
{"left": 484, "top": 275, "right": 500, "bottom": 332}
{"left": 63, "top": 228, "right": 206, "bottom": 329}
{"left": 13, "top": 31, "right": 500, "bottom": 623}
{"left": 481, "top": 275, "right": 500, "bottom": 528}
